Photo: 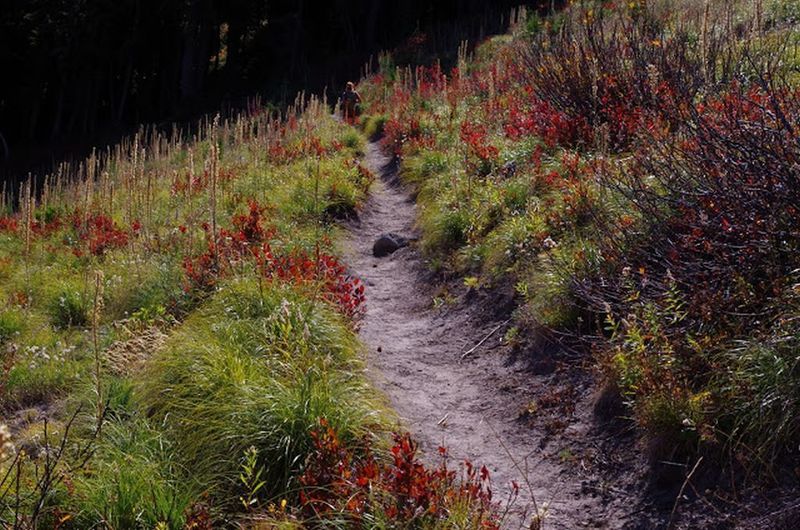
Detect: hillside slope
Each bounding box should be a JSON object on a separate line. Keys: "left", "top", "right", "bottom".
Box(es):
{"left": 0, "top": 99, "right": 502, "bottom": 527}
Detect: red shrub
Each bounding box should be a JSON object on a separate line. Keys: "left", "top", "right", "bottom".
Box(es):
{"left": 460, "top": 121, "right": 499, "bottom": 162}
{"left": 299, "top": 419, "right": 499, "bottom": 527}
{"left": 231, "top": 200, "right": 270, "bottom": 244}
{"left": 579, "top": 83, "right": 800, "bottom": 360}
{"left": 254, "top": 245, "right": 365, "bottom": 320}
{"left": 182, "top": 201, "right": 364, "bottom": 320}
{"left": 0, "top": 216, "right": 18, "bottom": 233}
{"left": 182, "top": 247, "right": 219, "bottom": 293}
{"left": 71, "top": 212, "right": 129, "bottom": 256}
{"left": 382, "top": 117, "right": 424, "bottom": 157}
{"left": 505, "top": 97, "right": 591, "bottom": 148}
{"left": 34, "top": 216, "right": 63, "bottom": 237}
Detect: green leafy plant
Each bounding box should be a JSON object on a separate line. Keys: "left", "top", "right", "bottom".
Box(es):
{"left": 239, "top": 446, "right": 266, "bottom": 512}
{"left": 49, "top": 288, "right": 88, "bottom": 329}
{"left": 0, "top": 310, "right": 23, "bottom": 343}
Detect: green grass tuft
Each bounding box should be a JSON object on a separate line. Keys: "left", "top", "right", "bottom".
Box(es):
{"left": 138, "top": 279, "right": 385, "bottom": 503}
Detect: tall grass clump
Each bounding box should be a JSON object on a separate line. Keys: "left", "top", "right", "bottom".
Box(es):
{"left": 360, "top": 114, "right": 388, "bottom": 140}
{"left": 138, "top": 279, "right": 383, "bottom": 503}
{"left": 48, "top": 286, "right": 89, "bottom": 329}
{"left": 68, "top": 418, "right": 198, "bottom": 529}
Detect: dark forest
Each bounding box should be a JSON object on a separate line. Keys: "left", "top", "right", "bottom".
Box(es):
{"left": 0, "top": 0, "right": 534, "bottom": 182}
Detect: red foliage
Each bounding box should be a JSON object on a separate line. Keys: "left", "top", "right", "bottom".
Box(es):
{"left": 415, "top": 64, "right": 448, "bottom": 98}
{"left": 171, "top": 170, "right": 207, "bottom": 196}
{"left": 382, "top": 117, "right": 424, "bottom": 157}
{"left": 460, "top": 121, "right": 499, "bottom": 162}
{"left": 9, "top": 290, "right": 28, "bottom": 307}
{"left": 182, "top": 247, "right": 219, "bottom": 293}
{"left": 0, "top": 216, "right": 18, "bottom": 233}
{"left": 299, "top": 419, "right": 499, "bottom": 527}
{"left": 32, "top": 216, "right": 63, "bottom": 238}
{"left": 504, "top": 94, "right": 591, "bottom": 148}
{"left": 183, "top": 501, "right": 213, "bottom": 530}
{"left": 181, "top": 202, "right": 272, "bottom": 294}
{"left": 181, "top": 200, "right": 364, "bottom": 320}
{"left": 71, "top": 212, "right": 129, "bottom": 256}
{"left": 230, "top": 200, "right": 271, "bottom": 244}
{"left": 0, "top": 211, "right": 63, "bottom": 238}
{"left": 265, "top": 137, "right": 344, "bottom": 164}
{"left": 254, "top": 245, "right": 365, "bottom": 320}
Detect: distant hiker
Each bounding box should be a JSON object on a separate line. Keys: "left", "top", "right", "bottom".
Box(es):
{"left": 340, "top": 82, "right": 361, "bottom": 123}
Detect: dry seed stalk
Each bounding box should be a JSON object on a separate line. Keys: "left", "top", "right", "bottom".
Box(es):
{"left": 92, "top": 270, "right": 105, "bottom": 431}
{"left": 210, "top": 134, "right": 220, "bottom": 270}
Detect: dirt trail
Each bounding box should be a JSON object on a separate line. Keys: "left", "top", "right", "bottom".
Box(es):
{"left": 343, "top": 141, "right": 621, "bottom": 529}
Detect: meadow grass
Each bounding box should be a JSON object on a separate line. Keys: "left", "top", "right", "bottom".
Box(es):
{"left": 0, "top": 96, "right": 400, "bottom": 526}
{"left": 138, "top": 279, "right": 385, "bottom": 503}
{"left": 0, "top": 85, "right": 501, "bottom": 527}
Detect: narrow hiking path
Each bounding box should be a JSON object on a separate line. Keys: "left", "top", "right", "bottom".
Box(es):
{"left": 343, "top": 140, "right": 625, "bottom": 529}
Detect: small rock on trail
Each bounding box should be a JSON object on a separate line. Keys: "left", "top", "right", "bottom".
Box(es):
{"left": 372, "top": 232, "right": 409, "bottom": 257}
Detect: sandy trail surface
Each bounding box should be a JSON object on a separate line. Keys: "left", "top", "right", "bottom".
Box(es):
{"left": 342, "top": 141, "right": 620, "bottom": 529}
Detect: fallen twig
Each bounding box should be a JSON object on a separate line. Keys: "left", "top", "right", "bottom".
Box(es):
{"left": 460, "top": 319, "right": 511, "bottom": 361}
{"left": 485, "top": 417, "right": 548, "bottom": 530}
{"left": 668, "top": 456, "right": 704, "bottom": 530}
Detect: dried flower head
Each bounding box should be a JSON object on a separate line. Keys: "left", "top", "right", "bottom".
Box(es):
{"left": 0, "top": 424, "right": 15, "bottom": 462}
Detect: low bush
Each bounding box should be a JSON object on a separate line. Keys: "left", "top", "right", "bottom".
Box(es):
{"left": 579, "top": 83, "right": 800, "bottom": 463}
{"left": 295, "top": 420, "right": 500, "bottom": 528}
{"left": 340, "top": 129, "right": 365, "bottom": 153}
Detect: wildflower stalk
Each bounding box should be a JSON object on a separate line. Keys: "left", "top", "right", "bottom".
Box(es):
{"left": 210, "top": 115, "right": 220, "bottom": 273}
{"left": 314, "top": 156, "right": 321, "bottom": 277}
{"left": 188, "top": 147, "right": 194, "bottom": 200}
{"left": 41, "top": 176, "right": 49, "bottom": 215}
{"left": 23, "top": 180, "right": 33, "bottom": 311}
{"left": 92, "top": 270, "right": 105, "bottom": 432}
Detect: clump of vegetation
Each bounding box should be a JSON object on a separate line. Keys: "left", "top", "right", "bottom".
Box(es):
{"left": 0, "top": 311, "right": 22, "bottom": 344}
{"left": 48, "top": 287, "right": 89, "bottom": 329}
{"left": 138, "top": 279, "right": 380, "bottom": 500}
{"left": 294, "top": 420, "right": 499, "bottom": 528}
{"left": 361, "top": 113, "right": 388, "bottom": 140}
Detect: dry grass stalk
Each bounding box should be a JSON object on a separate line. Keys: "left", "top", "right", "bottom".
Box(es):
{"left": 91, "top": 269, "right": 105, "bottom": 430}
{"left": 210, "top": 117, "right": 220, "bottom": 270}
{"left": 23, "top": 180, "right": 33, "bottom": 259}
{"left": 701, "top": 0, "right": 710, "bottom": 84}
